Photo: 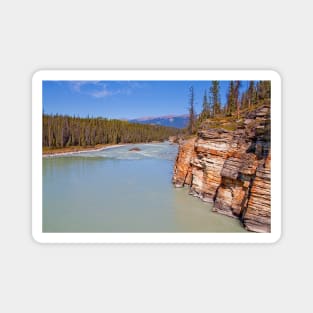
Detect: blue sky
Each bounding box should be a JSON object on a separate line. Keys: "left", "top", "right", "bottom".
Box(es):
{"left": 43, "top": 80, "right": 251, "bottom": 119}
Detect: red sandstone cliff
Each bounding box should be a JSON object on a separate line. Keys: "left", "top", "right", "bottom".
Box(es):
{"left": 172, "top": 104, "right": 271, "bottom": 232}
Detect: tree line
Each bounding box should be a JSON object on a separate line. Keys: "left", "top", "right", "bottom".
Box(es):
{"left": 43, "top": 115, "right": 180, "bottom": 148}
{"left": 187, "top": 80, "right": 271, "bottom": 134}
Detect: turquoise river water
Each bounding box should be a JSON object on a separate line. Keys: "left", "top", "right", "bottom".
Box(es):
{"left": 43, "top": 142, "right": 247, "bottom": 232}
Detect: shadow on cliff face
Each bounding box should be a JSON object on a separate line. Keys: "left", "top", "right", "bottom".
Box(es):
{"left": 245, "top": 104, "right": 271, "bottom": 161}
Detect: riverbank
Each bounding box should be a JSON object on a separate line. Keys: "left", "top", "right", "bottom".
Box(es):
{"left": 43, "top": 143, "right": 129, "bottom": 157}
{"left": 42, "top": 141, "right": 169, "bottom": 157}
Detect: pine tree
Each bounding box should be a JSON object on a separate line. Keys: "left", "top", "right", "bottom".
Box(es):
{"left": 247, "top": 81, "right": 255, "bottom": 108}
{"left": 198, "top": 89, "right": 211, "bottom": 124}
{"left": 234, "top": 81, "right": 241, "bottom": 118}
{"left": 210, "top": 81, "right": 221, "bottom": 117}
{"left": 202, "top": 89, "right": 209, "bottom": 114}
{"left": 226, "top": 81, "right": 235, "bottom": 116}
{"left": 240, "top": 81, "right": 257, "bottom": 109}
{"left": 257, "top": 81, "right": 271, "bottom": 101}
{"left": 187, "top": 86, "right": 196, "bottom": 134}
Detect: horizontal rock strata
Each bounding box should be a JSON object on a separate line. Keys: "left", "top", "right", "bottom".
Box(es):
{"left": 172, "top": 104, "right": 271, "bottom": 232}
{"left": 173, "top": 137, "right": 196, "bottom": 187}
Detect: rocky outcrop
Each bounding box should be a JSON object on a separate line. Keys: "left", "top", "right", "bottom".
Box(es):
{"left": 168, "top": 136, "right": 178, "bottom": 143}
{"left": 129, "top": 147, "right": 141, "bottom": 151}
{"left": 172, "top": 104, "right": 271, "bottom": 232}
{"left": 173, "top": 137, "right": 196, "bottom": 187}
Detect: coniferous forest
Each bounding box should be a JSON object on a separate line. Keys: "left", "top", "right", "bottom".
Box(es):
{"left": 43, "top": 115, "right": 180, "bottom": 148}
{"left": 188, "top": 80, "right": 271, "bottom": 134}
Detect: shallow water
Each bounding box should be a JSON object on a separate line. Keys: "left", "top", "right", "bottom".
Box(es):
{"left": 43, "top": 142, "right": 247, "bottom": 232}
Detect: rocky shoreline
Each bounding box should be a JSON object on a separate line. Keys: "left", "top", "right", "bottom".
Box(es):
{"left": 172, "top": 104, "right": 271, "bottom": 232}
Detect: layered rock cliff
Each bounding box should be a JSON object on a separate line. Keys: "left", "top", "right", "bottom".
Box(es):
{"left": 172, "top": 104, "right": 271, "bottom": 232}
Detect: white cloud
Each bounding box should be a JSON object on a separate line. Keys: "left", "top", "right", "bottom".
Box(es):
{"left": 69, "top": 81, "right": 143, "bottom": 99}
{"left": 91, "top": 88, "right": 112, "bottom": 98}
{"left": 70, "top": 81, "right": 88, "bottom": 92}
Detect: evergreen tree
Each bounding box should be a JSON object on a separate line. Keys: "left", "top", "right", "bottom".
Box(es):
{"left": 240, "top": 81, "right": 257, "bottom": 109}
{"left": 247, "top": 81, "right": 256, "bottom": 107}
{"left": 234, "top": 80, "right": 241, "bottom": 118}
{"left": 256, "top": 81, "right": 271, "bottom": 101}
{"left": 202, "top": 89, "right": 210, "bottom": 114}
{"left": 210, "top": 81, "right": 221, "bottom": 117}
{"left": 198, "top": 89, "right": 210, "bottom": 124}
{"left": 226, "top": 81, "right": 236, "bottom": 115}
{"left": 187, "top": 86, "right": 197, "bottom": 134}
{"left": 226, "top": 80, "right": 241, "bottom": 117}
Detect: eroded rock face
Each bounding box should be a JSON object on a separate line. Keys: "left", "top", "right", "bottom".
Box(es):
{"left": 172, "top": 104, "right": 271, "bottom": 233}
{"left": 172, "top": 137, "right": 196, "bottom": 187}
{"left": 244, "top": 151, "right": 271, "bottom": 232}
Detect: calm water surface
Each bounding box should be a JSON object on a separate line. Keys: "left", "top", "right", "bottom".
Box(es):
{"left": 43, "top": 142, "right": 247, "bottom": 232}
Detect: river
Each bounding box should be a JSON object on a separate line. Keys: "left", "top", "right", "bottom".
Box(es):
{"left": 43, "top": 142, "right": 247, "bottom": 232}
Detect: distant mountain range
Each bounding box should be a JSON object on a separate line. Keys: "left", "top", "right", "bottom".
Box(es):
{"left": 129, "top": 114, "right": 188, "bottom": 129}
